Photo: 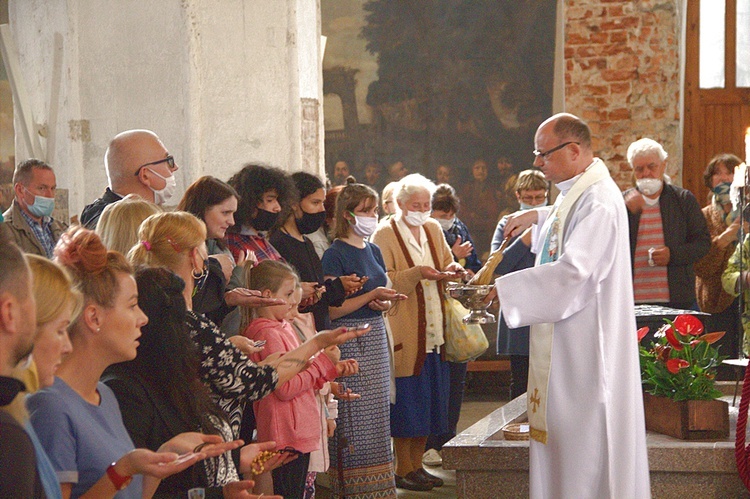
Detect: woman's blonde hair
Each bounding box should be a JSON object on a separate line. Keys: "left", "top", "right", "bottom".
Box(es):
{"left": 240, "top": 260, "right": 299, "bottom": 330}
{"left": 128, "top": 211, "right": 207, "bottom": 269}
{"left": 514, "top": 169, "right": 548, "bottom": 193}
{"left": 96, "top": 194, "right": 161, "bottom": 255}
{"left": 27, "top": 254, "right": 82, "bottom": 328}
{"left": 332, "top": 178, "right": 379, "bottom": 239}
{"left": 5, "top": 256, "right": 83, "bottom": 423}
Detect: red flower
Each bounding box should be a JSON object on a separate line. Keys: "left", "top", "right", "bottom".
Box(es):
{"left": 666, "top": 358, "right": 690, "bottom": 374}
{"left": 673, "top": 314, "right": 704, "bottom": 337}
{"left": 665, "top": 325, "right": 684, "bottom": 351}
{"left": 637, "top": 327, "right": 649, "bottom": 342}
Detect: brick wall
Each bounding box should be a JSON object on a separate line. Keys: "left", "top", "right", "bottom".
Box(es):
{"left": 564, "top": 0, "right": 682, "bottom": 189}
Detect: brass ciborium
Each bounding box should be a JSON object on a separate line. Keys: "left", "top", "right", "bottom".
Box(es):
{"left": 447, "top": 282, "right": 496, "bottom": 324}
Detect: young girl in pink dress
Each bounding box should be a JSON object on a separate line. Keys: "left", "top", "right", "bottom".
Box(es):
{"left": 242, "top": 260, "right": 359, "bottom": 497}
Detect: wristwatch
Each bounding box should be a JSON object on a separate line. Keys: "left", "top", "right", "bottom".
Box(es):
{"left": 106, "top": 462, "right": 133, "bottom": 491}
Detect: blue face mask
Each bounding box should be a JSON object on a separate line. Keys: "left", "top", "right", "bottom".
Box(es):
{"left": 24, "top": 187, "right": 55, "bottom": 218}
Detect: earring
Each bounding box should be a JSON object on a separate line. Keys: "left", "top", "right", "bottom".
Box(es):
{"left": 192, "top": 266, "right": 207, "bottom": 280}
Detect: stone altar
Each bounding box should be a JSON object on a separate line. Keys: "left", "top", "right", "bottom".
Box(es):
{"left": 443, "top": 387, "right": 748, "bottom": 498}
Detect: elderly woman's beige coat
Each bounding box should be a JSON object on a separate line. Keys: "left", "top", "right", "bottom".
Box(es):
{"left": 371, "top": 217, "right": 453, "bottom": 377}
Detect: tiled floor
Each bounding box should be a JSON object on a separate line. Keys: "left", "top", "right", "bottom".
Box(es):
{"left": 317, "top": 375, "right": 509, "bottom": 499}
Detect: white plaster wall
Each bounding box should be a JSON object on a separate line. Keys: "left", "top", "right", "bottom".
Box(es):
{"left": 10, "top": 0, "right": 323, "bottom": 216}
{"left": 9, "top": 0, "right": 83, "bottom": 218}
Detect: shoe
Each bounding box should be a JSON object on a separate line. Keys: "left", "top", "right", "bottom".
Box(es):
{"left": 422, "top": 448, "right": 443, "bottom": 466}
{"left": 414, "top": 467, "right": 444, "bottom": 487}
{"left": 395, "top": 473, "right": 433, "bottom": 491}
{"left": 405, "top": 470, "right": 436, "bottom": 488}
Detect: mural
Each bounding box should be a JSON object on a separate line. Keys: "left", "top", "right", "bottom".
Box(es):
{"left": 322, "top": 0, "right": 557, "bottom": 254}
{"left": 0, "top": 0, "right": 14, "bottom": 213}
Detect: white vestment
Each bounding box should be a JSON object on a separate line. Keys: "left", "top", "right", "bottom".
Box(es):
{"left": 495, "top": 169, "right": 650, "bottom": 499}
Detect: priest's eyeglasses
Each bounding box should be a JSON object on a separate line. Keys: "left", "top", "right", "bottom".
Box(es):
{"left": 134, "top": 155, "right": 176, "bottom": 176}
{"left": 532, "top": 141, "right": 579, "bottom": 162}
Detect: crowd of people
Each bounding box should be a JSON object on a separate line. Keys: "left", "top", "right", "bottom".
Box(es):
{"left": 0, "top": 112, "right": 745, "bottom": 498}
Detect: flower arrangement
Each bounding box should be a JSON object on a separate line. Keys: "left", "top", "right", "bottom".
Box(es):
{"left": 638, "top": 314, "right": 727, "bottom": 401}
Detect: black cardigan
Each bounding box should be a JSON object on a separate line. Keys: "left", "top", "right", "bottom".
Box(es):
{"left": 625, "top": 183, "right": 711, "bottom": 305}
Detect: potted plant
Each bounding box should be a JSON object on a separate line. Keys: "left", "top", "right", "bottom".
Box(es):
{"left": 638, "top": 314, "right": 730, "bottom": 440}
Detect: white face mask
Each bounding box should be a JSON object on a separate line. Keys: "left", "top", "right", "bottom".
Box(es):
{"left": 351, "top": 214, "right": 378, "bottom": 237}
{"left": 636, "top": 178, "right": 663, "bottom": 197}
{"left": 436, "top": 217, "right": 455, "bottom": 231}
{"left": 519, "top": 201, "right": 546, "bottom": 211}
{"left": 147, "top": 168, "right": 177, "bottom": 205}
{"left": 404, "top": 210, "right": 431, "bottom": 227}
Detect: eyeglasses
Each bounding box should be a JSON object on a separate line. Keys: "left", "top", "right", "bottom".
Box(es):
{"left": 532, "top": 141, "right": 579, "bottom": 161}
{"left": 134, "top": 155, "right": 176, "bottom": 176}
{"left": 520, "top": 194, "right": 547, "bottom": 204}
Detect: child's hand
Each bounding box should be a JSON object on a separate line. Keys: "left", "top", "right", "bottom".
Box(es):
{"left": 330, "top": 381, "right": 361, "bottom": 401}
{"left": 336, "top": 358, "right": 359, "bottom": 377}
{"left": 327, "top": 419, "right": 337, "bottom": 437}
{"left": 324, "top": 345, "right": 341, "bottom": 365}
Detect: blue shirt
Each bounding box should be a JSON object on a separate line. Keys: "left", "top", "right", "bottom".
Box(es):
{"left": 27, "top": 377, "right": 143, "bottom": 498}
{"left": 321, "top": 240, "right": 388, "bottom": 320}
{"left": 19, "top": 209, "right": 56, "bottom": 258}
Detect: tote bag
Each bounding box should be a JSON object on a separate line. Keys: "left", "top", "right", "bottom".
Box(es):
{"left": 443, "top": 298, "right": 489, "bottom": 362}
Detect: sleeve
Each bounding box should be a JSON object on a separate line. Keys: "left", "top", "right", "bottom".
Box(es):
{"left": 0, "top": 414, "right": 39, "bottom": 498}
{"left": 491, "top": 217, "right": 507, "bottom": 252}
{"left": 248, "top": 322, "right": 337, "bottom": 401}
{"left": 104, "top": 377, "right": 158, "bottom": 451}
{"left": 27, "top": 391, "right": 79, "bottom": 483}
{"left": 693, "top": 209, "right": 727, "bottom": 279}
{"left": 496, "top": 193, "right": 619, "bottom": 328}
{"left": 666, "top": 190, "right": 711, "bottom": 266}
{"left": 722, "top": 235, "right": 749, "bottom": 296}
{"left": 193, "top": 317, "right": 278, "bottom": 402}
{"left": 370, "top": 227, "right": 423, "bottom": 295}
{"left": 321, "top": 246, "right": 345, "bottom": 278}
{"left": 323, "top": 277, "right": 347, "bottom": 307}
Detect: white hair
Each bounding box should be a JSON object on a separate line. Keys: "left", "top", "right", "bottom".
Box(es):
{"left": 627, "top": 138, "right": 668, "bottom": 165}
{"left": 394, "top": 173, "right": 436, "bottom": 210}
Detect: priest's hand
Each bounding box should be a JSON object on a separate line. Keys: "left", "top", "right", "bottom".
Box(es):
{"left": 482, "top": 286, "right": 498, "bottom": 306}
{"left": 504, "top": 210, "right": 538, "bottom": 238}
{"left": 650, "top": 245, "right": 670, "bottom": 266}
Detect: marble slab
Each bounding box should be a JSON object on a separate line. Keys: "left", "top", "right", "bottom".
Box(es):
{"left": 443, "top": 392, "right": 749, "bottom": 498}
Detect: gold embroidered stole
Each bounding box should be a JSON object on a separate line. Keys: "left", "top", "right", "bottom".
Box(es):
{"left": 527, "top": 159, "right": 610, "bottom": 444}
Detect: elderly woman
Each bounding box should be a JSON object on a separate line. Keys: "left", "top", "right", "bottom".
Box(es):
{"left": 371, "top": 174, "right": 464, "bottom": 492}
{"left": 695, "top": 153, "right": 744, "bottom": 362}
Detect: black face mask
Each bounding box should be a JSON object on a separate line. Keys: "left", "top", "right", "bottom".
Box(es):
{"left": 296, "top": 210, "right": 327, "bottom": 234}
{"left": 252, "top": 208, "right": 279, "bottom": 231}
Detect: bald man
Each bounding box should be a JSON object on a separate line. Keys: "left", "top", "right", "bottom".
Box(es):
{"left": 80, "top": 130, "right": 180, "bottom": 229}
{"left": 495, "top": 113, "right": 650, "bottom": 498}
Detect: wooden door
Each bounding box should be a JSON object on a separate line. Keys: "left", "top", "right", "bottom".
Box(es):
{"left": 684, "top": 0, "right": 750, "bottom": 206}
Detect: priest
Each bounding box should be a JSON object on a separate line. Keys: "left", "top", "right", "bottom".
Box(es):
{"left": 494, "top": 113, "right": 650, "bottom": 498}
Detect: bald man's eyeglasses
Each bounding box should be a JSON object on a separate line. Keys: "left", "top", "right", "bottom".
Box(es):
{"left": 134, "top": 156, "right": 176, "bottom": 176}
{"left": 532, "top": 142, "right": 579, "bottom": 162}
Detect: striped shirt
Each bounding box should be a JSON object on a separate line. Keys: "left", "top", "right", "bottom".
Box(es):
{"left": 633, "top": 204, "right": 670, "bottom": 303}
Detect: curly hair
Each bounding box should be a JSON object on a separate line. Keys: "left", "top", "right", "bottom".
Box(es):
{"left": 227, "top": 164, "right": 296, "bottom": 231}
